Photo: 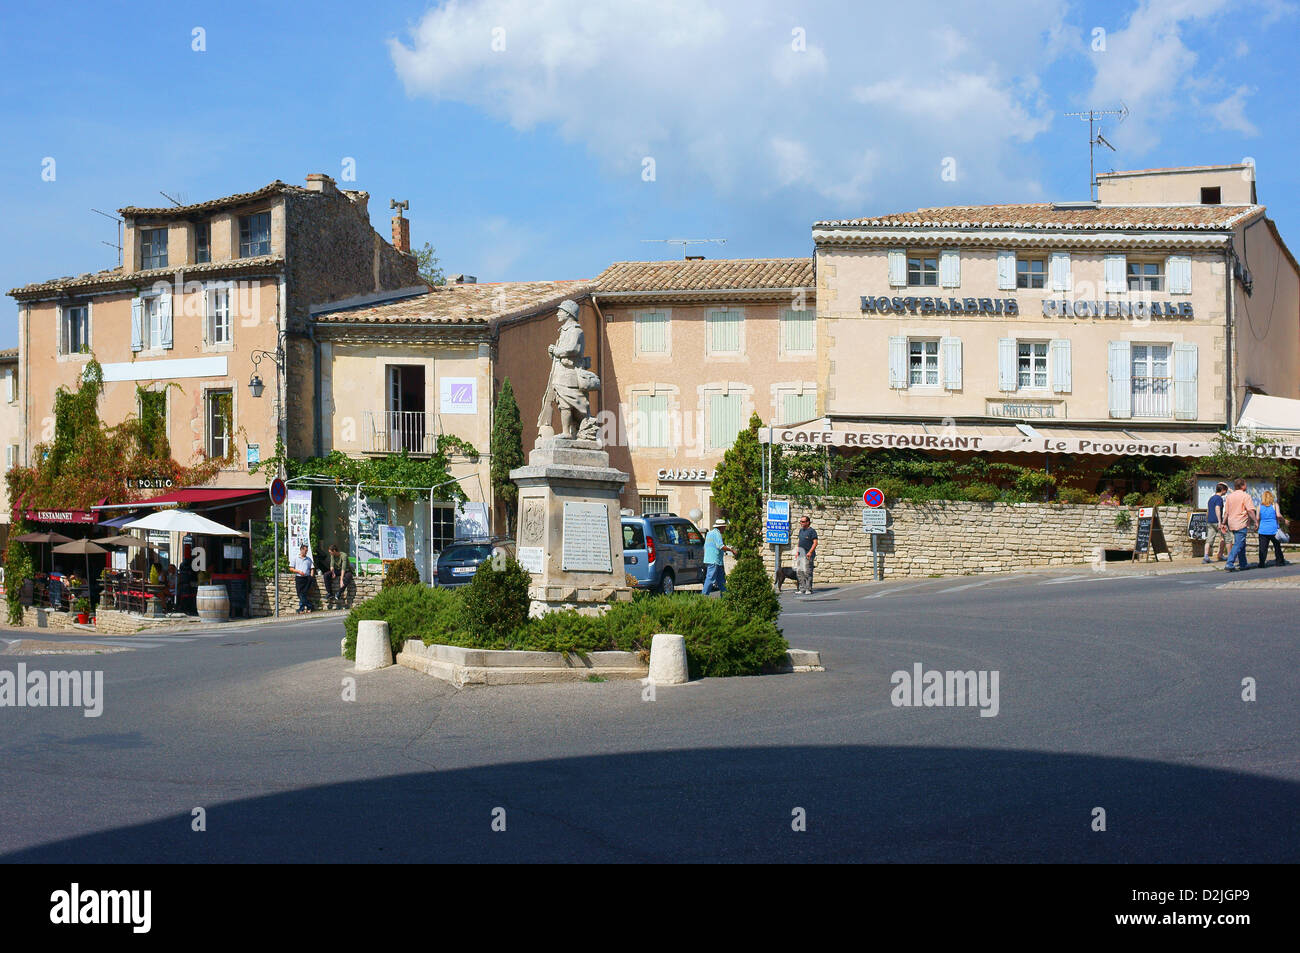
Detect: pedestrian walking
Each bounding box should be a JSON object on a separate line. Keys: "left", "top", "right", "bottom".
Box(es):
{"left": 1256, "top": 491, "right": 1288, "bottom": 568}
{"left": 1222, "top": 479, "right": 1258, "bottom": 572}
{"left": 292, "top": 543, "right": 315, "bottom": 611}
{"left": 702, "top": 518, "right": 733, "bottom": 596}
{"left": 1203, "top": 481, "right": 1230, "bottom": 563}
{"left": 796, "top": 514, "right": 819, "bottom": 594}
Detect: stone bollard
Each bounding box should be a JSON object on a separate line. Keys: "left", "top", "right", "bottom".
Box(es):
{"left": 355, "top": 620, "right": 393, "bottom": 672}
{"left": 648, "top": 632, "right": 689, "bottom": 685}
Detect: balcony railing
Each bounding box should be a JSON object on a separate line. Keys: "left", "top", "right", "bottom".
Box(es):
{"left": 1132, "top": 376, "right": 1172, "bottom": 418}
{"left": 364, "top": 410, "right": 440, "bottom": 455}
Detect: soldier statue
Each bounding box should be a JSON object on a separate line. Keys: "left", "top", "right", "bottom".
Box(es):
{"left": 538, "top": 299, "right": 601, "bottom": 442}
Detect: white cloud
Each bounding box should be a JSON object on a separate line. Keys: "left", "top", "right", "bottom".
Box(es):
{"left": 388, "top": 0, "right": 1070, "bottom": 211}
{"left": 1210, "top": 86, "right": 1259, "bottom": 136}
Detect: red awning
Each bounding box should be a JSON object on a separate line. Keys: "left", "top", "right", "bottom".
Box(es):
{"left": 135, "top": 488, "right": 264, "bottom": 507}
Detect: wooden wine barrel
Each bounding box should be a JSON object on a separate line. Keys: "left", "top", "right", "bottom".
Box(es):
{"left": 196, "top": 584, "right": 230, "bottom": 623}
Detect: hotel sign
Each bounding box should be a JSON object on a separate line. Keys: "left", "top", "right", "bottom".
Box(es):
{"left": 860, "top": 294, "right": 1194, "bottom": 319}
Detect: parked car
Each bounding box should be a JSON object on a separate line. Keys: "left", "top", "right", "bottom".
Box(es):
{"left": 622, "top": 514, "right": 705, "bottom": 595}
{"left": 432, "top": 537, "right": 516, "bottom": 587}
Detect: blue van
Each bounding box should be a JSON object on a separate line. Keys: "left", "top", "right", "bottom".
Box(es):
{"left": 622, "top": 515, "right": 706, "bottom": 595}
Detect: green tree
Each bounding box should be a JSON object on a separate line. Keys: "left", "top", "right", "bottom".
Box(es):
{"left": 491, "top": 378, "right": 525, "bottom": 532}
{"left": 414, "top": 242, "right": 446, "bottom": 287}
{"left": 711, "top": 412, "right": 766, "bottom": 557}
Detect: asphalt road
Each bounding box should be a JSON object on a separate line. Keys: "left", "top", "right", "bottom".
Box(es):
{"left": 2, "top": 563, "right": 1297, "bottom": 863}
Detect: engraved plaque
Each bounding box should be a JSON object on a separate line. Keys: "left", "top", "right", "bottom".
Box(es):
{"left": 561, "top": 501, "right": 612, "bottom": 572}
{"left": 517, "top": 546, "right": 545, "bottom": 574}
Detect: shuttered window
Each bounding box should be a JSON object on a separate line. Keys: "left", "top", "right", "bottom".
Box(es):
{"left": 636, "top": 311, "right": 669, "bottom": 354}
{"left": 709, "top": 393, "right": 743, "bottom": 450}
{"left": 780, "top": 308, "right": 815, "bottom": 353}
{"left": 706, "top": 308, "right": 742, "bottom": 354}
{"left": 635, "top": 395, "right": 671, "bottom": 448}
{"left": 207, "top": 286, "right": 231, "bottom": 344}
{"left": 781, "top": 392, "right": 816, "bottom": 426}
{"left": 1167, "top": 255, "right": 1192, "bottom": 294}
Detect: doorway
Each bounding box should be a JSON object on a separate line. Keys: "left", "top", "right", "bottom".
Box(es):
{"left": 386, "top": 365, "right": 427, "bottom": 452}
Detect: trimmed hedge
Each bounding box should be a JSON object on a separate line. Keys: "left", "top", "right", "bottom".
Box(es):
{"left": 342, "top": 586, "right": 788, "bottom": 678}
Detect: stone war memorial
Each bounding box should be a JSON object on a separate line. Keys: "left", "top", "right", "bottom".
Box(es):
{"left": 509, "top": 299, "right": 631, "bottom": 616}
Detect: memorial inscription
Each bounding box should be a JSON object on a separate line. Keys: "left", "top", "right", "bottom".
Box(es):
{"left": 561, "top": 501, "right": 613, "bottom": 572}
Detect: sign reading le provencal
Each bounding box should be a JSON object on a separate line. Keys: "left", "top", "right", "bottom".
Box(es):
{"left": 861, "top": 295, "right": 1194, "bottom": 319}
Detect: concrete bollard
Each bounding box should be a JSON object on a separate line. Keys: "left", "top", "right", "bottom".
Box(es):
{"left": 648, "top": 632, "right": 689, "bottom": 684}
{"left": 355, "top": 620, "right": 393, "bottom": 672}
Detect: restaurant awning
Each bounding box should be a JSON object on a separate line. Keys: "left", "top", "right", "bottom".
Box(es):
{"left": 762, "top": 417, "right": 1300, "bottom": 459}
{"left": 133, "top": 488, "right": 264, "bottom": 508}
{"left": 1238, "top": 393, "right": 1300, "bottom": 434}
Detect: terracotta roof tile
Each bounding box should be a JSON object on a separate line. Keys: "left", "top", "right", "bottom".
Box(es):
{"left": 0, "top": 347, "right": 17, "bottom": 360}
{"left": 312, "top": 280, "right": 596, "bottom": 326}
{"left": 594, "top": 258, "right": 813, "bottom": 292}
{"left": 8, "top": 256, "right": 285, "bottom": 299}
{"left": 119, "top": 181, "right": 296, "bottom": 217}
{"left": 816, "top": 203, "right": 1263, "bottom": 230}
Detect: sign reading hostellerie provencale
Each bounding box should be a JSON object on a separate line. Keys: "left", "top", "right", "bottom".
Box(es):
{"left": 860, "top": 295, "right": 1193, "bottom": 319}
{"left": 561, "top": 501, "right": 612, "bottom": 573}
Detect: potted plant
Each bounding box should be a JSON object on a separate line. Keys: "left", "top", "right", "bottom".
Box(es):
{"left": 73, "top": 596, "right": 91, "bottom": 624}
{"left": 148, "top": 564, "right": 161, "bottom": 586}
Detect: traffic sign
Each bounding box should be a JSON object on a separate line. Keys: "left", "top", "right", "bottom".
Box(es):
{"left": 862, "top": 508, "right": 888, "bottom": 534}
{"left": 270, "top": 504, "right": 285, "bottom": 524}
{"left": 863, "top": 487, "right": 884, "bottom": 508}
{"left": 269, "top": 478, "right": 287, "bottom": 505}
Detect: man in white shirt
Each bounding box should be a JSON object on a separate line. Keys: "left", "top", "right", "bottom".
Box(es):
{"left": 292, "top": 544, "right": 314, "bottom": 612}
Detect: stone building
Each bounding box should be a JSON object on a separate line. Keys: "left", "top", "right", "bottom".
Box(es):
{"left": 0, "top": 346, "right": 19, "bottom": 539}
{"left": 777, "top": 163, "right": 1300, "bottom": 478}
{"left": 7, "top": 173, "right": 421, "bottom": 501}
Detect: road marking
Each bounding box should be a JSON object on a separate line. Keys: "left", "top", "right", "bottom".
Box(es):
{"left": 932, "top": 578, "right": 1001, "bottom": 595}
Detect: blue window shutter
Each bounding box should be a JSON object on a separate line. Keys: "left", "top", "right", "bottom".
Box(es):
{"left": 997, "top": 251, "right": 1015, "bottom": 290}
{"left": 1104, "top": 254, "right": 1126, "bottom": 294}
{"left": 131, "top": 297, "right": 144, "bottom": 352}
{"left": 888, "top": 336, "right": 907, "bottom": 388}
{"left": 997, "top": 338, "right": 1017, "bottom": 392}
{"left": 1167, "top": 255, "right": 1192, "bottom": 294}
{"left": 1050, "top": 339, "right": 1071, "bottom": 393}
{"left": 941, "top": 336, "right": 962, "bottom": 390}
{"left": 888, "top": 249, "right": 906, "bottom": 288}
{"left": 939, "top": 249, "right": 960, "bottom": 288}
{"left": 160, "top": 293, "right": 173, "bottom": 349}
{"left": 1173, "top": 343, "right": 1198, "bottom": 419}
{"left": 1108, "top": 341, "right": 1132, "bottom": 418}
{"left": 1050, "top": 252, "right": 1072, "bottom": 292}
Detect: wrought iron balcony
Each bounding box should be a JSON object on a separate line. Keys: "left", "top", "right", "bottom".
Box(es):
{"left": 363, "top": 410, "right": 440, "bottom": 455}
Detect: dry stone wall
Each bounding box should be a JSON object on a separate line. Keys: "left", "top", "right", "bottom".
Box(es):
{"left": 766, "top": 499, "right": 1197, "bottom": 582}
{"left": 249, "top": 572, "right": 383, "bottom": 616}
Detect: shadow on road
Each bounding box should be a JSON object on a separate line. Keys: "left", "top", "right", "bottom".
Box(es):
{"left": 6, "top": 745, "right": 1296, "bottom": 862}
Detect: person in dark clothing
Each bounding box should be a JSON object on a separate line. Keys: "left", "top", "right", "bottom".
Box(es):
{"left": 796, "top": 515, "right": 819, "bottom": 595}
{"left": 1203, "top": 482, "right": 1229, "bottom": 563}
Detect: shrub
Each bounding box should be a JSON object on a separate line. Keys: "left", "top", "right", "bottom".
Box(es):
{"left": 73, "top": 597, "right": 90, "bottom": 614}
{"left": 343, "top": 584, "right": 463, "bottom": 659}
{"left": 600, "top": 596, "right": 788, "bottom": 678}
{"left": 724, "top": 553, "right": 780, "bottom": 623}
{"left": 1057, "top": 487, "right": 1095, "bottom": 504}
{"left": 1115, "top": 510, "right": 1132, "bottom": 530}
{"left": 1014, "top": 468, "right": 1056, "bottom": 500}
{"left": 461, "top": 556, "right": 531, "bottom": 645}
{"left": 382, "top": 558, "right": 421, "bottom": 590}
{"left": 513, "top": 609, "right": 611, "bottom": 655}
{"left": 1122, "top": 492, "right": 1143, "bottom": 507}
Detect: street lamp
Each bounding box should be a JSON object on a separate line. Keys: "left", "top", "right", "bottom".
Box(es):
{"left": 247, "top": 332, "right": 287, "bottom": 459}
{"left": 248, "top": 372, "right": 265, "bottom": 398}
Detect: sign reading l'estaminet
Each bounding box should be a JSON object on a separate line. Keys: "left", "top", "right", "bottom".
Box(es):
{"left": 561, "top": 501, "right": 613, "bottom": 573}
{"left": 860, "top": 295, "right": 1194, "bottom": 318}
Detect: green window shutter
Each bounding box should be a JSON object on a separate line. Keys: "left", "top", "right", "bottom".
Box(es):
{"left": 781, "top": 308, "right": 815, "bottom": 353}
{"left": 637, "top": 311, "right": 668, "bottom": 353}
{"left": 707, "top": 309, "right": 742, "bottom": 353}
{"left": 636, "top": 395, "right": 669, "bottom": 448}
{"left": 781, "top": 392, "right": 816, "bottom": 426}
{"left": 709, "top": 393, "right": 742, "bottom": 449}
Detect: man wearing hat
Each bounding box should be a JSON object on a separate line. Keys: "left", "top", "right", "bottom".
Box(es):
{"left": 702, "top": 518, "right": 734, "bottom": 595}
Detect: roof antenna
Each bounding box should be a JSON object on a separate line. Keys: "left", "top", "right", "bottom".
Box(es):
{"left": 159, "top": 190, "right": 184, "bottom": 207}
{"left": 640, "top": 238, "right": 727, "bottom": 260}
{"left": 91, "top": 208, "right": 123, "bottom": 267}
{"left": 1064, "top": 104, "right": 1128, "bottom": 200}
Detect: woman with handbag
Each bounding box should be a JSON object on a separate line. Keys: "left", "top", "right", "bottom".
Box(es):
{"left": 1257, "top": 491, "right": 1289, "bottom": 568}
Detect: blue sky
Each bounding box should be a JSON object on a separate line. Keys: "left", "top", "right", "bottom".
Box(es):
{"left": 2, "top": 0, "right": 1298, "bottom": 345}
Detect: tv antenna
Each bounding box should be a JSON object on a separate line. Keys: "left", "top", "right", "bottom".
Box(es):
{"left": 91, "top": 208, "right": 123, "bottom": 267}
{"left": 159, "top": 190, "right": 184, "bottom": 207}
{"left": 640, "top": 238, "right": 727, "bottom": 259}
{"left": 1064, "top": 104, "right": 1128, "bottom": 200}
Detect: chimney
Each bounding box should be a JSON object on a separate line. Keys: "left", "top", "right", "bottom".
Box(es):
{"left": 389, "top": 199, "right": 410, "bottom": 254}
{"left": 305, "top": 173, "right": 338, "bottom": 194}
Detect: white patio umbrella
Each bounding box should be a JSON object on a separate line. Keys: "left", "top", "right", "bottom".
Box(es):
{"left": 121, "top": 509, "right": 243, "bottom": 536}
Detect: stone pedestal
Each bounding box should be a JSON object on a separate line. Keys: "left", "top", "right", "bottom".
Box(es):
{"left": 510, "top": 437, "right": 631, "bottom": 616}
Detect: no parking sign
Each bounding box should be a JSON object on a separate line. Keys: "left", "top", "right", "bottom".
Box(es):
{"left": 863, "top": 487, "right": 884, "bottom": 508}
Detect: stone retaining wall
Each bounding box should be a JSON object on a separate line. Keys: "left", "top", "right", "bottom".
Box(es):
{"left": 249, "top": 572, "right": 383, "bottom": 616}
{"left": 765, "top": 499, "right": 1197, "bottom": 582}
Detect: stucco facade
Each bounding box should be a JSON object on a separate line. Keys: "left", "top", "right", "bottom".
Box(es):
{"left": 0, "top": 348, "right": 20, "bottom": 526}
